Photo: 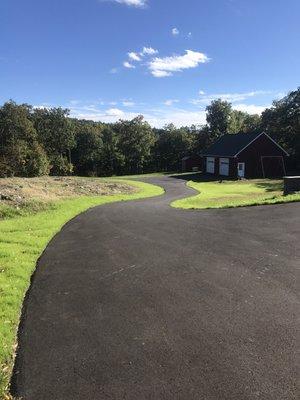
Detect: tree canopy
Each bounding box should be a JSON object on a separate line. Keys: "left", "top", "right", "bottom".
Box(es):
{"left": 0, "top": 102, "right": 49, "bottom": 177}
{"left": 0, "top": 88, "right": 299, "bottom": 177}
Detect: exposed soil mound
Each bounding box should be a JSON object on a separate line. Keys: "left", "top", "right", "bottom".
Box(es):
{"left": 0, "top": 176, "right": 137, "bottom": 207}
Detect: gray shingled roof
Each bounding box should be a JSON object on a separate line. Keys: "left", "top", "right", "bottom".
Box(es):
{"left": 202, "top": 132, "right": 262, "bottom": 157}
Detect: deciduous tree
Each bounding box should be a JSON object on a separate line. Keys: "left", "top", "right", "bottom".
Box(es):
{"left": 33, "top": 107, "right": 75, "bottom": 175}
{"left": 0, "top": 101, "right": 49, "bottom": 177}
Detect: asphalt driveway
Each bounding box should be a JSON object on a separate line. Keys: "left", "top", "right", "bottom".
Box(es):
{"left": 12, "top": 176, "right": 299, "bottom": 400}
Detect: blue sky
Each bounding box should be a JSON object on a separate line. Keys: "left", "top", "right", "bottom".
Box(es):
{"left": 1, "top": 0, "right": 299, "bottom": 127}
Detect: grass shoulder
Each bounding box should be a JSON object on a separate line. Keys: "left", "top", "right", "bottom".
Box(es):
{"left": 0, "top": 178, "right": 164, "bottom": 398}
{"left": 171, "top": 178, "right": 300, "bottom": 209}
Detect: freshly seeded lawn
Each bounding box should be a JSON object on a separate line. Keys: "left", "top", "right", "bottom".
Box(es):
{"left": 172, "top": 178, "right": 300, "bottom": 209}
{"left": 0, "top": 179, "right": 164, "bottom": 398}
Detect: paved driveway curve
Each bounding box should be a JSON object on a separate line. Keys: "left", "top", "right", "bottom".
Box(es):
{"left": 12, "top": 176, "right": 299, "bottom": 400}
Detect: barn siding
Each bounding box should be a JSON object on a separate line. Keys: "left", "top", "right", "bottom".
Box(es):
{"left": 203, "top": 134, "right": 288, "bottom": 179}
{"left": 229, "top": 158, "right": 237, "bottom": 178}
{"left": 237, "top": 134, "right": 287, "bottom": 178}
{"left": 182, "top": 156, "right": 202, "bottom": 172}
{"left": 214, "top": 157, "right": 220, "bottom": 176}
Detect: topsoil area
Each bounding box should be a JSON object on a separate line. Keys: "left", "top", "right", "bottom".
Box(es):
{"left": 0, "top": 176, "right": 137, "bottom": 207}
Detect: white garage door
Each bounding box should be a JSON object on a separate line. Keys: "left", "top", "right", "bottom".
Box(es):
{"left": 206, "top": 157, "right": 215, "bottom": 174}
{"left": 219, "top": 158, "right": 229, "bottom": 176}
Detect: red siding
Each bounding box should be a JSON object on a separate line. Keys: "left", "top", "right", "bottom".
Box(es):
{"left": 229, "top": 158, "right": 237, "bottom": 177}
{"left": 237, "top": 134, "right": 287, "bottom": 178}
{"left": 214, "top": 157, "right": 220, "bottom": 176}
{"left": 182, "top": 156, "right": 202, "bottom": 172}
{"left": 204, "top": 134, "right": 288, "bottom": 179}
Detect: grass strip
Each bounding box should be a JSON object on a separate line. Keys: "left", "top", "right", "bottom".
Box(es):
{"left": 172, "top": 179, "right": 300, "bottom": 209}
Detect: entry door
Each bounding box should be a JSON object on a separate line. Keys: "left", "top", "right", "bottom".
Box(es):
{"left": 237, "top": 162, "right": 245, "bottom": 178}
{"left": 206, "top": 157, "right": 215, "bottom": 174}
{"left": 219, "top": 158, "right": 229, "bottom": 176}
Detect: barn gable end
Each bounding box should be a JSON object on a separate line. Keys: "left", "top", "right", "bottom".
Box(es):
{"left": 237, "top": 133, "right": 288, "bottom": 178}
{"left": 202, "top": 132, "right": 289, "bottom": 178}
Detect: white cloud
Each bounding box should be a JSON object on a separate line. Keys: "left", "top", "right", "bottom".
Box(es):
{"left": 109, "top": 0, "right": 148, "bottom": 8}
{"left": 105, "top": 108, "right": 125, "bottom": 117}
{"left": 147, "top": 109, "right": 207, "bottom": 127}
{"left": 187, "top": 32, "right": 192, "bottom": 38}
{"left": 151, "top": 70, "right": 172, "bottom": 78}
{"left": 70, "top": 107, "right": 138, "bottom": 123}
{"left": 68, "top": 102, "right": 207, "bottom": 128}
{"left": 123, "top": 61, "right": 135, "bottom": 69}
{"left": 74, "top": 104, "right": 101, "bottom": 112}
{"left": 123, "top": 47, "right": 158, "bottom": 70}
{"left": 128, "top": 52, "right": 141, "bottom": 61}
{"left": 192, "top": 90, "right": 270, "bottom": 105}
{"left": 122, "top": 101, "right": 135, "bottom": 107}
{"left": 33, "top": 104, "right": 51, "bottom": 110}
{"left": 149, "top": 50, "right": 210, "bottom": 78}
{"left": 172, "top": 27, "right": 179, "bottom": 36}
{"left": 233, "top": 104, "right": 269, "bottom": 114}
{"left": 164, "top": 99, "right": 179, "bottom": 106}
{"left": 141, "top": 46, "right": 158, "bottom": 55}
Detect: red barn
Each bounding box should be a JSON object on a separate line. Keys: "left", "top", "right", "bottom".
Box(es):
{"left": 202, "top": 132, "right": 289, "bottom": 178}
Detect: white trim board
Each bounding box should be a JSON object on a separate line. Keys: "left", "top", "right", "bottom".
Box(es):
{"left": 235, "top": 132, "right": 289, "bottom": 157}
{"left": 202, "top": 132, "right": 289, "bottom": 158}
{"left": 202, "top": 155, "right": 235, "bottom": 158}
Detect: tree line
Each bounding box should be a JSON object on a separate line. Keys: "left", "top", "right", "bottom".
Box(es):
{"left": 0, "top": 88, "right": 299, "bottom": 177}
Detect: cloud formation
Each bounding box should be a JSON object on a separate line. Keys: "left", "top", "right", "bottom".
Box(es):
{"left": 109, "top": 0, "right": 148, "bottom": 7}
{"left": 148, "top": 50, "right": 210, "bottom": 78}
{"left": 233, "top": 104, "right": 268, "bottom": 114}
{"left": 191, "top": 90, "right": 270, "bottom": 105}
{"left": 164, "top": 99, "right": 179, "bottom": 106}
{"left": 122, "top": 46, "right": 158, "bottom": 71}
{"left": 128, "top": 52, "right": 141, "bottom": 61}
{"left": 122, "top": 47, "right": 209, "bottom": 78}
{"left": 69, "top": 105, "right": 207, "bottom": 127}
{"left": 172, "top": 27, "right": 179, "bottom": 36}
{"left": 141, "top": 47, "right": 158, "bottom": 55}
{"left": 122, "top": 100, "right": 135, "bottom": 106}
{"left": 123, "top": 61, "right": 135, "bottom": 69}
{"left": 67, "top": 97, "right": 269, "bottom": 128}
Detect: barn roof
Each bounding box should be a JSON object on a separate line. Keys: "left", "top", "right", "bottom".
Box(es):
{"left": 202, "top": 132, "right": 263, "bottom": 157}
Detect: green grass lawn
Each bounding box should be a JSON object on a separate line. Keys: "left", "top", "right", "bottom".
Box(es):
{"left": 172, "top": 178, "right": 300, "bottom": 209}
{"left": 0, "top": 179, "right": 164, "bottom": 399}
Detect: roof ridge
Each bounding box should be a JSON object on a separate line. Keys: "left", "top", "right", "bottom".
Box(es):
{"left": 202, "top": 131, "right": 264, "bottom": 157}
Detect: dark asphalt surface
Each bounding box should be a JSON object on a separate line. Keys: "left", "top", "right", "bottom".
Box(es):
{"left": 12, "top": 176, "right": 299, "bottom": 400}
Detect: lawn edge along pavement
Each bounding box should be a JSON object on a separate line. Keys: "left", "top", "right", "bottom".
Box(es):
{"left": 171, "top": 179, "right": 300, "bottom": 210}
{"left": 0, "top": 179, "right": 164, "bottom": 399}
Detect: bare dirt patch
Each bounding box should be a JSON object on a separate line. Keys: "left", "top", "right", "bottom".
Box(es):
{"left": 0, "top": 176, "right": 137, "bottom": 207}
